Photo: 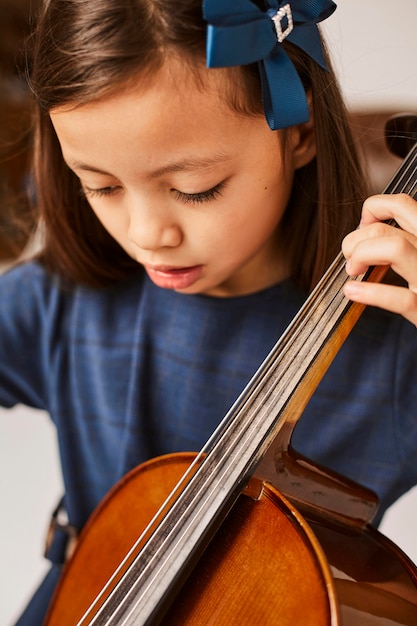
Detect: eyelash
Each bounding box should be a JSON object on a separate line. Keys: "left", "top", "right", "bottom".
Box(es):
{"left": 173, "top": 182, "right": 226, "bottom": 205}
{"left": 81, "top": 181, "right": 226, "bottom": 203}
{"left": 82, "top": 185, "right": 119, "bottom": 199}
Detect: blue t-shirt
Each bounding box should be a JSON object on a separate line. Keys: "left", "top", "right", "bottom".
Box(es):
{"left": 1, "top": 261, "right": 416, "bottom": 623}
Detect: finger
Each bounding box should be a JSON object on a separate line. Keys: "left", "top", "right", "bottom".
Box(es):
{"left": 342, "top": 221, "right": 411, "bottom": 261}
{"left": 360, "top": 193, "right": 417, "bottom": 234}
{"left": 343, "top": 281, "right": 417, "bottom": 327}
{"left": 344, "top": 233, "right": 417, "bottom": 287}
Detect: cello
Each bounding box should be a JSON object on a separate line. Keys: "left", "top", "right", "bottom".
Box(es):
{"left": 44, "top": 117, "right": 417, "bottom": 625}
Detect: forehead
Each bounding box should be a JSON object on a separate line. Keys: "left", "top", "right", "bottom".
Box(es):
{"left": 50, "top": 57, "right": 270, "bottom": 176}
{"left": 52, "top": 55, "right": 246, "bottom": 116}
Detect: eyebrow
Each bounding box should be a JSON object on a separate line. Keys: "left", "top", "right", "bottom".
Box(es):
{"left": 67, "top": 152, "right": 233, "bottom": 179}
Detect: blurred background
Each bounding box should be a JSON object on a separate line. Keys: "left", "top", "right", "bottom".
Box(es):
{"left": 0, "top": 0, "right": 416, "bottom": 623}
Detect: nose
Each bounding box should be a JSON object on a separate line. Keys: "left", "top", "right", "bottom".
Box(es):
{"left": 127, "top": 198, "right": 182, "bottom": 251}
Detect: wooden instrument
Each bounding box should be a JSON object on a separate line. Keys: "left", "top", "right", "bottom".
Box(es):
{"left": 44, "top": 118, "right": 417, "bottom": 625}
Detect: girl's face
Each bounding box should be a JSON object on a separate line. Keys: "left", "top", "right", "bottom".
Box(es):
{"left": 51, "top": 59, "right": 314, "bottom": 297}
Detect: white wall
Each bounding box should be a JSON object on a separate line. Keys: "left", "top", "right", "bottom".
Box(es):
{"left": 0, "top": 406, "right": 62, "bottom": 625}
{"left": 1, "top": 1, "right": 417, "bottom": 624}
{"left": 321, "top": 0, "right": 417, "bottom": 112}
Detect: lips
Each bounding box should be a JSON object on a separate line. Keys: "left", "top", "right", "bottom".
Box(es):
{"left": 144, "top": 264, "right": 204, "bottom": 290}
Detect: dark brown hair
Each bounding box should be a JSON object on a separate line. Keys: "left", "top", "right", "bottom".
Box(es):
{"left": 28, "top": 0, "right": 368, "bottom": 291}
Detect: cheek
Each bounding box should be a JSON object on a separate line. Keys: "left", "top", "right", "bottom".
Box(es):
{"left": 241, "top": 180, "right": 289, "bottom": 230}
{"left": 200, "top": 198, "right": 281, "bottom": 257}
{"left": 237, "top": 186, "right": 288, "bottom": 243}
{"left": 89, "top": 202, "right": 129, "bottom": 243}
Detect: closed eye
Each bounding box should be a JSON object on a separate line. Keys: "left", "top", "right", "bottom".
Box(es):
{"left": 173, "top": 181, "right": 226, "bottom": 205}
{"left": 81, "top": 185, "right": 121, "bottom": 199}
{"left": 81, "top": 181, "right": 227, "bottom": 203}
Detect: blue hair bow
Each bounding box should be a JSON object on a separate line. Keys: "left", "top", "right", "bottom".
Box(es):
{"left": 203, "top": 0, "right": 336, "bottom": 130}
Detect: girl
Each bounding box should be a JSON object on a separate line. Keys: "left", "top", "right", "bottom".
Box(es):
{"left": 2, "top": 0, "right": 417, "bottom": 622}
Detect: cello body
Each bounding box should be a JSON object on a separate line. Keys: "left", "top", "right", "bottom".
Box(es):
{"left": 45, "top": 453, "right": 417, "bottom": 625}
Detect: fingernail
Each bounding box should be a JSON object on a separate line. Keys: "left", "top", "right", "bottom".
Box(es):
{"left": 344, "top": 282, "right": 360, "bottom": 298}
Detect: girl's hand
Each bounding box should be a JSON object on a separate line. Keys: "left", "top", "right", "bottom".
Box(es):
{"left": 342, "top": 193, "right": 417, "bottom": 326}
